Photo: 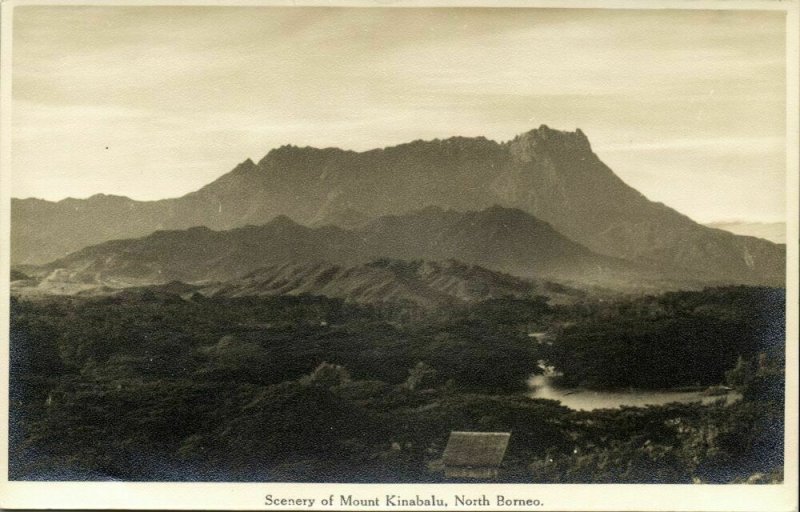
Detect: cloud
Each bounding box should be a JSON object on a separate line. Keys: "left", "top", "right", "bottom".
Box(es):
{"left": 595, "top": 136, "right": 785, "bottom": 155}
{"left": 10, "top": 6, "right": 787, "bottom": 223}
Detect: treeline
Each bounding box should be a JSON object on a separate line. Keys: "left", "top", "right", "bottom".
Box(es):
{"left": 8, "top": 286, "right": 785, "bottom": 482}
{"left": 10, "top": 292, "right": 546, "bottom": 394}
{"left": 545, "top": 286, "right": 785, "bottom": 389}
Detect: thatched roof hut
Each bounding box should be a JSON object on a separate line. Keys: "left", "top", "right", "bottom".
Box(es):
{"left": 442, "top": 431, "right": 510, "bottom": 479}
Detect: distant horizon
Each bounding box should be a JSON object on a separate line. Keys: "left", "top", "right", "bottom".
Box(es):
{"left": 11, "top": 6, "right": 787, "bottom": 224}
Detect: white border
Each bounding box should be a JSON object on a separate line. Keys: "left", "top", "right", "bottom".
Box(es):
{"left": 0, "top": 1, "right": 797, "bottom": 510}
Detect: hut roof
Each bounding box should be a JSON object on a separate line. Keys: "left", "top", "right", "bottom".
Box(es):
{"left": 442, "top": 431, "right": 510, "bottom": 468}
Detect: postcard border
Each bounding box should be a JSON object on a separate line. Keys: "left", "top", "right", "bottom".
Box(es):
{"left": 0, "top": 0, "right": 797, "bottom": 510}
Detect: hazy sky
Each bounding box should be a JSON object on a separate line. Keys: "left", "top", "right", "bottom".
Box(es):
{"left": 12, "top": 6, "right": 786, "bottom": 223}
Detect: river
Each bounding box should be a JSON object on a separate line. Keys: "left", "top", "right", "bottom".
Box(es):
{"left": 527, "top": 375, "right": 742, "bottom": 411}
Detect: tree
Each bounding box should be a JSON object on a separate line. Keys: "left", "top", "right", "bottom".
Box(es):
{"left": 403, "top": 362, "right": 438, "bottom": 391}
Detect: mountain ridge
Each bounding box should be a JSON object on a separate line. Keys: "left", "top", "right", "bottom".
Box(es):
{"left": 198, "top": 258, "right": 573, "bottom": 308}
{"left": 17, "top": 206, "right": 698, "bottom": 294}
{"left": 13, "top": 256, "right": 590, "bottom": 307}
{"left": 12, "top": 125, "right": 785, "bottom": 287}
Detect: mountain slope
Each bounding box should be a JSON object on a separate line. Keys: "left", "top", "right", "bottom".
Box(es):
{"left": 200, "top": 259, "right": 556, "bottom": 307}
{"left": 12, "top": 125, "right": 785, "bottom": 286}
{"left": 356, "top": 206, "right": 625, "bottom": 282}
{"left": 20, "top": 206, "right": 673, "bottom": 292}
{"left": 32, "top": 217, "right": 360, "bottom": 285}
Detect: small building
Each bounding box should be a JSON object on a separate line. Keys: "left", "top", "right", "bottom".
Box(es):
{"left": 442, "top": 431, "right": 511, "bottom": 479}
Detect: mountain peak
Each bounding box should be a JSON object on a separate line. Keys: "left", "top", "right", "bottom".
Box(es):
{"left": 465, "top": 204, "right": 565, "bottom": 238}
{"left": 505, "top": 125, "right": 593, "bottom": 164}
{"left": 484, "top": 204, "right": 521, "bottom": 214}
{"left": 479, "top": 204, "right": 529, "bottom": 219}
{"left": 259, "top": 144, "right": 350, "bottom": 165}
{"left": 81, "top": 193, "right": 134, "bottom": 203}
{"left": 268, "top": 214, "right": 301, "bottom": 228}
{"left": 519, "top": 125, "right": 592, "bottom": 151}
{"left": 230, "top": 158, "right": 258, "bottom": 175}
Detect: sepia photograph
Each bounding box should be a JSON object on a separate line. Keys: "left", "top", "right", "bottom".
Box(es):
{"left": 0, "top": 1, "right": 797, "bottom": 510}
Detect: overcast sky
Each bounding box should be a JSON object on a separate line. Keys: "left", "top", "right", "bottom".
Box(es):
{"left": 12, "top": 6, "right": 786, "bottom": 223}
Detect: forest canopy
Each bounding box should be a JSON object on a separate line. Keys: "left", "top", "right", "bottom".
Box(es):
{"left": 8, "top": 286, "right": 785, "bottom": 482}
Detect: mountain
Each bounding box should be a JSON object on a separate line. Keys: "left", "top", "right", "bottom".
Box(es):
{"left": 199, "top": 259, "right": 566, "bottom": 308}
{"left": 356, "top": 206, "right": 647, "bottom": 286}
{"left": 706, "top": 221, "right": 786, "bottom": 244}
{"left": 17, "top": 206, "right": 684, "bottom": 294}
{"left": 11, "top": 125, "right": 785, "bottom": 286}
{"left": 28, "top": 217, "right": 360, "bottom": 287}
{"left": 15, "top": 257, "right": 586, "bottom": 307}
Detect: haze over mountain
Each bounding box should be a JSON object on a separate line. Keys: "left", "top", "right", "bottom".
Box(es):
{"left": 16, "top": 256, "right": 572, "bottom": 308}
{"left": 706, "top": 221, "right": 786, "bottom": 245}
{"left": 22, "top": 206, "right": 670, "bottom": 293}
{"left": 12, "top": 125, "right": 785, "bottom": 287}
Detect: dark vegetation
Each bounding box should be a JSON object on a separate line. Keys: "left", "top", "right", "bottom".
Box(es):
{"left": 545, "top": 286, "right": 785, "bottom": 389}
{"left": 9, "top": 286, "right": 784, "bottom": 482}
